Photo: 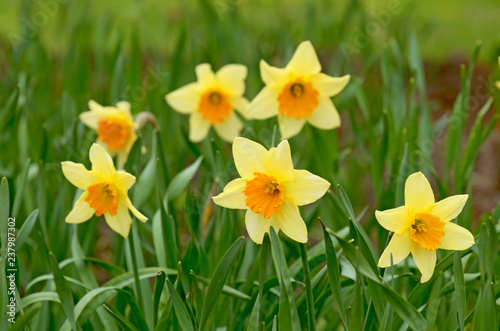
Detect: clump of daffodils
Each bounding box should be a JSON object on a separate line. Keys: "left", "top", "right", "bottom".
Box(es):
{"left": 213, "top": 137, "right": 330, "bottom": 244}
{"left": 247, "top": 41, "right": 350, "bottom": 139}
{"left": 165, "top": 63, "right": 249, "bottom": 143}
{"left": 80, "top": 100, "right": 138, "bottom": 169}
{"left": 62, "top": 143, "right": 147, "bottom": 238}
{"left": 376, "top": 172, "right": 474, "bottom": 283}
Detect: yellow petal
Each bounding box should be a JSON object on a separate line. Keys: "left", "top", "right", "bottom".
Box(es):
{"left": 212, "top": 178, "right": 247, "bottom": 209}
{"left": 405, "top": 172, "right": 435, "bottom": 213}
{"left": 90, "top": 143, "right": 116, "bottom": 180}
{"left": 231, "top": 96, "right": 250, "bottom": 119}
{"left": 266, "top": 140, "right": 294, "bottom": 182}
{"left": 213, "top": 112, "right": 243, "bottom": 143}
{"left": 104, "top": 202, "right": 132, "bottom": 238}
{"left": 232, "top": 137, "right": 268, "bottom": 178}
{"left": 122, "top": 196, "right": 148, "bottom": 222}
{"left": 375, "top": 206, "right": 410, "bottom": 234}
{"left": 311, "top": 73, "right": 350, "bottom": 97}
{"left": 277, "top": 114, "right": 306, "bottom": 139}
{"left": 429, "top": 194, "right": 468, "bottom": 222}
{"left": 245, "top": 209, "right": 279, "bottom": 244}
{"left": 411, "top": 244, "right": 436, "bottom": 283}
{"left": 439, "top": 222, "right": 474, "bottom": 250}
{"left": 246, "top": 87, "right": 279, "bottom": 120}
{"left": 88, "top": 99, "right": 106, "bottom": 112}
{"left": 115, "top": 171, "right": 136, "bottom": 191}
{"left": 216, "top": 64, "right": 247, "bottom": 96}
{"left": 195, "top": 63, "right": 216, "bottom": 88}
{"left": 116, "top": 149, "right": 129, "bottom": 170}
{"left": 79, "top": 111, "right": 101, "bottom": 130}
{"left": 378, "top": 231, "right": 411, "bottom": 267}
{"left": 306, "top": 97, "right": 341, "bottom": 130}
{"left": 62, "top": 161, "right": 99, "bottom": 190}
{"left": 496, "top": 81, "right": 500, "bottom": 90}
{"left": 165, "top": 82, "right": 200, "bottom": 114}
{"left": 116, "top": 101, "right": 131, "bottom": 114}
{"left": 66, "top": 191, "right": 95, "bottom": 224}
{"left": 116, "top": 131, "right": 138, "bottom": 170}
{"left": 282, "top": 169, "right": 330, "bottom": 206}
{"left": 274, "top": 199, "right": 307, "bottom": 243}
{"left": 286, "top": 41, "right": 321, "bottom": 76}
{"left": 260, "top": 60, "right": 289, "bottom": 88}
{"left": 188, "top": 112, "right": 211, "bottom": 143}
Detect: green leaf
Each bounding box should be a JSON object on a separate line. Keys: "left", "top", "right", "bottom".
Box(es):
{"left": 133, "top": 134, "right": 158, "bottom": 209}
{"left": 153, "top": 271, "right": 166, "bottom": 327}
{"left": 1, "top": 177, "right": 10, "bottom": 331}
{"left": 166, "top": 279, "right": 195, "bottom": 331}
{"left": 50, "top": 252, "right": 76, "bottom": 330}
{"left": 333, "top": 232, "right": 426, "bottom": 330}
{"left": 20, "top": 292, "right": 61, "bottom": 308}
{"left": 165, "top": 156, "right": 203, "bottom": 203}
{"left": 16, "top": 208, "right": 38, "bottom": 251}
{"left": 60, "top": 268, "right": 175, "bottom": 330}
{"left": 299, "top": 243, "right": 315, "bottom": 331}
{"left": 321, "top": 221, "right": 348, "bottom": 330}
{"left": 270, "top": 228, "right": 301, "bottom": 331}
{"left": 199, "top": 236, "right": 244, "bottom": 330}
{"left": 454, "top": 251, "right": 466, "bottom": 331}
{"left": 425, "top": 274, "right": 443, "bottom": 331}
{"left": 246, "top": 294, "right": 260, "bottom": 331}
{"left": 103, "top": 304, "right": 140, "bottom": 331}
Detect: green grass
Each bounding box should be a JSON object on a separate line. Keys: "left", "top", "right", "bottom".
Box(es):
{"left": 1, "top": 0, "right": 500, "bottom": 330}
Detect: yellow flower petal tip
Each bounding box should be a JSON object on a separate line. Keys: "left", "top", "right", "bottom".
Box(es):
{"left": 62, "top": 144, "right": 148, "bottom": 238}
{"left": 376, "top": 171, "right": 473, "bottom": 282}
{"left": 79, "top": 100, "right": 137, "bottom": 169}
{"left": 213, "top": 137, "right": 330, "bottom": 244}
{"left": 247, "top": 40, "right": 350, "bottom": 139}
{"left": 165, "top": 63, "right": 248, "bottom": 143}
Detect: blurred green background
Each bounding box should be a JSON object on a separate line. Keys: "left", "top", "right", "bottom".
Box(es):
{"left": 1, "top": 0, "right": 500, "bottom": 61}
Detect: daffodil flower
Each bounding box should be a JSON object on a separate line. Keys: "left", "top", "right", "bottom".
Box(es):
{"left": 213, "top": 137, "right": 330, "bottom": 244}
{"left": 165, "top": 63, "right": 249, "bottom": 143}
{"left": 246, "top": 41, "right": 350, "bottom": 139}
{"left": 80, "top": 100, "right": 138, "bottom": 169}
{"left": 62, "top": 144, "right": 147, "bottom": 238}
{"left": 376, "top": 172, "right": 474, "bottom": 283}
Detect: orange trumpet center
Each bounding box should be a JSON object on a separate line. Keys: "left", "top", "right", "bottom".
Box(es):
{"left": 243, "top": 172, "right": 284, "bottom": 219}
{"left": 409, "top": 212, "right": 446, "bottom": 251}
{"left": 85, "top": 182, "right": 119, "bottom": 216}
{"left": 97, "top": 117, "right": 131, "bottom": 151}
{"left": 277, "top": 78, "right": 319, "bottom": 119}
{"left": 198, "top": 90, "right": 232, "bottom": 124}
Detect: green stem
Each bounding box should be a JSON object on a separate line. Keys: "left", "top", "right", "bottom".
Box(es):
{"left": 300, "top": 243, "right": 316, "bottom": 331}
{"left": 259, "top": 234, "right": 270, "bottom": 331}
{"left": 128, "top": 224, "right": 144, "bottom": 312}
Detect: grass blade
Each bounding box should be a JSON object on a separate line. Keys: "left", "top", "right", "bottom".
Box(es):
{"left": 199, "top": 236, "right": 244, "bottom": 330}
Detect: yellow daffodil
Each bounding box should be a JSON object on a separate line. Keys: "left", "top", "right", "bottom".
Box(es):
{"left": 213, "top": 137, "right": 330, "bottom": 244}
{"left": 376, "top": 172, "right": 474, "bottom": 283}
{"left": 246, "top": 41, "right": 350, "bottom": 139}
{"left": 62, "top": 143, "right": 147, "bottom": 238}
{"left": 165, "top": 63, "right": 249, "bottom": 143}
{"left": 80, "top": 100, "right": 138, "bottom": 169}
